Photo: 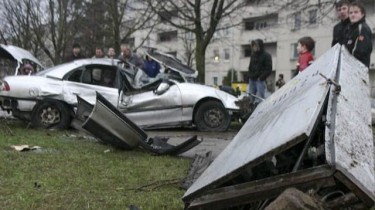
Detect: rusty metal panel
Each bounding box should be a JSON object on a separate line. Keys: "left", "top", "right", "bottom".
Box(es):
{"left": 325, "top": 47, "right": 375, "bottom": 200}
{"left": 183, "top": 45, "right": 341, "bottom": 200}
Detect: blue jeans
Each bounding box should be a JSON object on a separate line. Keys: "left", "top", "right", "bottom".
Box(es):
{"left": 248, "top": 79, "right": 265, "bottom": 99}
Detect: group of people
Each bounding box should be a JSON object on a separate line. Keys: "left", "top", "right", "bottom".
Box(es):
{"left": 65, "top": 43, "right": 161, "bottom": 78}
{"left": 248, "top": 0, "right": 372, "bottom": 99}
{"left": 65, "top": 44, "right": 117, "bottom": 61}
{"left": 332, "top": 0, "right": 372, "bottom": 67}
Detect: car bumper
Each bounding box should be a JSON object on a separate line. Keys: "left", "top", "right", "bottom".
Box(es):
{"left": 0, "top": 97, "right": 37, "bottom": 120}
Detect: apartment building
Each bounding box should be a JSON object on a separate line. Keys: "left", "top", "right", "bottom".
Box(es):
{"left": 131, "top": 0, "right": 375, "bottom": 95}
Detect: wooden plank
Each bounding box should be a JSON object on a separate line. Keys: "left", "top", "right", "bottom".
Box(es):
{"left": 187, "top": 165, "right": 335, "bottom": 210}
{"left": 334, "top": 171, "right": 375, "bottom": 207}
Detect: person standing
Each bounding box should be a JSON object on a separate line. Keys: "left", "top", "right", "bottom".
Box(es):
{"left": 296, "top": 36, "right": 315, "bottom": 73}
{"left": 345, "top": 2, "right": 373, "bottom": 68}
{"left": 332, "top": 0, "right": 350, "bottom": 46}
{"left": 118, "top": 45, "right": 144, "bottom": 69}
{"left": 144, "top": 55, "right": 161, "bottom": 78}
{"left": 248, "top": 39, "right": 272, "bottom": 99}
{"left": 275, "top": 74, "right": 285, "bottom": 89}
{"left": 92, "top": 47, "right": 107, "bottom": 58}
{"left": 107, "top": 47, "right": 116, "bottom": 59}
{"left": 66, "top": 43, "right": 85, "bottom": 62}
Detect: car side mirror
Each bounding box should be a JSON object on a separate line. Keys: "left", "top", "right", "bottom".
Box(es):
{"left": 154, "top": 82, "right": 170, "bottom": 95}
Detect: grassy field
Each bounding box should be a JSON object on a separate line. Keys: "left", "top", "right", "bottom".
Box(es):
{"left": 1, "top": 119, "right": 374, "bottom": 209}
{"left": 0, "top": 119, "right": 190, "bottom": 210}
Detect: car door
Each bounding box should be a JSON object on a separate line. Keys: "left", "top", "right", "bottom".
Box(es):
{"left": 117, "top": 82, "right": 183, "bottom": 128}
{"left": 62, "top": 64, "right": 119, "bottom": 106}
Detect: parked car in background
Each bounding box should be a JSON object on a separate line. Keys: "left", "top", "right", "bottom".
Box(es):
{"left": 0, "top": 57, "right": 241, "bottom": 131}
{"left": 0, "top": 44, "right": 44, "bottom": 79}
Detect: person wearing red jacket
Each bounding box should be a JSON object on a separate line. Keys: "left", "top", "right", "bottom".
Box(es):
{"left": 296, "top": 36, "right": 315, "bottom": 73}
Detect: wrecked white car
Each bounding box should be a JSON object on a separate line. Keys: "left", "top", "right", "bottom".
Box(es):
{"left": 0, "top": 58, "right": 240, "bottom": 131}
{"left": 0, "top": 44, "right": 44, "bottom": 78}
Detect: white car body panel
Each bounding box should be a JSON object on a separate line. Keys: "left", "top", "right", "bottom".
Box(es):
{"left": 0, "top": 57, "right": 240, "bottom": 130}
{"left": 0, "top": 44, "right": 43, "bottom": 68}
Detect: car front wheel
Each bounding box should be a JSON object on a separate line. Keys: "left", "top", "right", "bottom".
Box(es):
{"left": 31, "top": 100, "right": 72, "bottom": 129}
{"left": 194, "top": 101, "right": 230, "bottom": 132}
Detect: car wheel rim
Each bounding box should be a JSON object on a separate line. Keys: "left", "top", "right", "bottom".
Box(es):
{"left": 40, "top": 106, "right": 60, "bottom": 125}
{"left": 204, "top": 107, "right": 223, "bottom": 128}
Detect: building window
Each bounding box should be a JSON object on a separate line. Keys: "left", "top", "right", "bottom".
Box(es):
{"left": 213, "top": 49, "right": 220, "bottom": 62}
{"left": 243, "top": 15, "right": 277, "bottom": 31}
{"left": 213, "top": 30, "right": 221, "bottom": 39}
{"left": 158, "top": 10, "right": 178, "bottom": 22}
{"left": 308, "top": 9, "right": 317, "bottom": 25}
{"left": 224, "top": 49, "right": 230, "bottom": 61}
{"left": 213, "top": 76, "right": 218, "bottom": 86}
{"left": 158, "top": 31, "right": 178, "bottom": 42}
{"left": 242, "top": 45, "right": 252, "bottom": 57}
{"left": 290, "top": 43, "right": 298, "bottom": 60}
{"left": 121, "top": 37, "right": 135, "bottom": 48}
{"left": 255, "top": 21, "right": 268, "bottom": 30}
{"left": 293, "top": 12, "right": 301, "bottom": 30}
{"left": 244, "top": 21, "right": 270, "bottom": 31}
{"left": 166, "top": 51, "right": 177, "bottom": 57}
{"left": 186, "top": 32, "right": 194, "bottom": 40}
{"left": 244, "top": 21, "right": 255, "bottom": 31}
{"left": 244, "top": 0, "right": 261, "bottom": 5}
{"left": 222, "top": 27, "right": 230, "bottom": 36}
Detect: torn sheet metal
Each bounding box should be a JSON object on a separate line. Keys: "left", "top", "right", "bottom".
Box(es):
{"left": 139, "top": 135, "right": 201, "bottom": 156}
{"left": 0, "top": 44, "right": 44, "bottom": 70}
{"left": 76, "top": 92, "right": 202, "bottom": 155}
{"left": 183, "top": 45, "right": 341, "bottom": 200}
{"left": 325, "top": 47, "right": 375, "bottom": 201}
{"left": 79, "top": 93, "right": 146, "bottom": 150}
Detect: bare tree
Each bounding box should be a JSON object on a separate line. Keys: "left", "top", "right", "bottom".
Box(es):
{"left": 146, "top": 0, "right": 247, "bottom": 83}
{"left": 29, "top": 0, "right": 87, "bottom": 64}
{"left": 103, "top": 0, "right": 158, "bottom": 55}
{"left": 1, "top": 0, "right": 39, "bottom": 54}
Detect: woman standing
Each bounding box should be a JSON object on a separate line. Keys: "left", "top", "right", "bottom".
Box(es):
{"left": 345, "top": 2, "right": 373, "bottom": 67}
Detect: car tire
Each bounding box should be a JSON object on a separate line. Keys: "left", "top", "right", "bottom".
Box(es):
{"left": 31, "top": 100, "right": 72, "bottom": 129}
{"left": 194, "top": 101, "right": 230, "bottom": 132}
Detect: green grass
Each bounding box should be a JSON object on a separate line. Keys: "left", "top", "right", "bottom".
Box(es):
{"left": 0, "top": 119, "right": 190, "bottom": 210}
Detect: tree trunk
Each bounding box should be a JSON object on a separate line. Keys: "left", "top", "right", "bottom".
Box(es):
{"left": 195, "top": 41, "right": 206, "bottom": 84}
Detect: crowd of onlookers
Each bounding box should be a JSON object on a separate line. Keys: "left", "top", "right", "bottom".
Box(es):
{"left": 65, "top": 43, "right": 161, "bottom": 78}
{"left": 247, "top": 0, "right": 372, "bottom": 99}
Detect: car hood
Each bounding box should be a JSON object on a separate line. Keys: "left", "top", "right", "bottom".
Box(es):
{"left": 0, "top": 44, "right": 44, "bottom": 68}
{"left": 146, "top": 51, "right": 198, "bottom": 79}
{"left": 176, "top": 82, "right": 239, "bottom": 110}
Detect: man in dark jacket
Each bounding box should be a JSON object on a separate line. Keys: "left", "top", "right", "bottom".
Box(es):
{"left": 345, "top": 2, "right": 373, "bottom": 67}
{"left": 118, "top": 45, "right": 144, "bottom": 70}
{"left": 332, "top": 0, "right": 350, "bottom": 46}
{"left": 248, "top": 39, "right": 272, "bottom": 99}
{"left": 66, "top": 43, "right": 85, "bottom": 62}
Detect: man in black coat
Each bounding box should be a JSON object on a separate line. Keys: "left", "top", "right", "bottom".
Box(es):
{"left": 345, "top": 2, "right": 373, "bottom": 67}
{"left": 332, "top": 0, "right": 350, "bottom": 46}
{"left": 248, "top": 39, "right": 272, "bottom": 99}
{"left": 66, "top": 43, "right": 85, "bottom": 62}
